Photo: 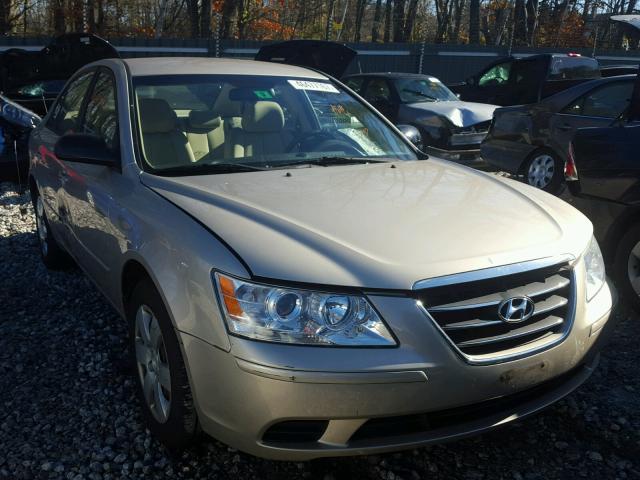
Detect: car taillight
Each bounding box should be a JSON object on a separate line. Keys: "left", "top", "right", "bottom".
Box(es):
{"left": 565, "top": 142, "right": 579, "bottom": 181}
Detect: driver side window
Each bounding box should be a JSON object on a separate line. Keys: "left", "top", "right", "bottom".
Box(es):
{"left": 363, "top": 79, "right": 391, "bottom": 104}
{"left": 562, "top": 81, "right": 633, "bottom": 118}
{"left": 478, "top": 62, "right": 512, "bottom": 87}
{"left": 47, "top": 71, "right": 95, "bottom": 136}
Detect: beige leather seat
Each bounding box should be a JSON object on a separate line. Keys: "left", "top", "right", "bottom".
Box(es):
{"left": 186, "top": 110, "right": 225, "bottom": 162}
{"left": 139, "top": 98, "right": 194, "bottom": 168}
{"left": 212, "top": 86, "right": 243, "bottom": 137}
{"left": 227, "top": 101, "right": 285, "bottom": 159}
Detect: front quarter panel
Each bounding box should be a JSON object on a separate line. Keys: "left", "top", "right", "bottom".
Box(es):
{"left": 117, "top": 181, "right": 247, "bottom": 351}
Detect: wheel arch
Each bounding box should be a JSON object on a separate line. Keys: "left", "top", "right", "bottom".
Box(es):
{"left": 121, "top": 258, "right": 156, "bottom": 311}
{"left": 603, "top": 209, "right": 640, "bottom": 265}
{"left": 518, "top": 145, "right": 560, "bottom": 175}
{"left": 28, "top": 174, "right": 38, "bottom": 200}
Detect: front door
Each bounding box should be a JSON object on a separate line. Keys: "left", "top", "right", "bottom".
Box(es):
{"left": 549, "top": 79, "right": 635, "bottom": 162}
{"left": 361, "top": 77, "right": 398, "bottom": 122}
{"left": 62, "top": 68, "right": 124, "bottom": 300}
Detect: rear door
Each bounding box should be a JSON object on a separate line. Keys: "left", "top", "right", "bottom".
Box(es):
{"left": 30, "top": 69, "right": 96, "bottom": 247}
{"left": 571, "top": 124, "right": 640, "bottom": 202}
{"left": 572, "top": 73, "right": 640, "bottom": 202}
{"left": 549, "top": 79, "right": 634, "bottom": 161}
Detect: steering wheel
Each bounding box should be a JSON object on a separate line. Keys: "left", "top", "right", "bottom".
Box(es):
{"left": 286, "top": 131, "right": 363, "bottom": 156}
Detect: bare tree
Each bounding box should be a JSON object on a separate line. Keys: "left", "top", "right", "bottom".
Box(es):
{"left": 201, "top": 0, "right": 212, "bottom": 37}
{"left": 371, "top": 0, "right": 383, "bottom": 41}
{"left": 469, "top": 0, "right": 480, "bottom": 43}
{"left": 383, "top": 0, "right": 392, "bottom": 41}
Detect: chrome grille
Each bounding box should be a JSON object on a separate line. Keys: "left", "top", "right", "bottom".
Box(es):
{"left": 417, "top": 262, "right": 575, "bottom": 363}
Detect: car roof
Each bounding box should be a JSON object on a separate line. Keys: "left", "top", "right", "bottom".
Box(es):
{"left": 542, "top": 73, "right": 636, "bottom": 109}
{"left": 122, "top": 57, "right": 328, "bottom": 79}
{"left": 344, "top": 72, "right": 434, "bottom": 79}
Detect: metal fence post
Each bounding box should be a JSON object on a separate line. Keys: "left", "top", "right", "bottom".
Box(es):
{"left": 214, "top": 13, "right": 221, "bottom": 57}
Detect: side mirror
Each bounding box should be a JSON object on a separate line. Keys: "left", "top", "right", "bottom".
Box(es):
{"left": 396, "top": 124, "right": 423, "bottom": 150}
{"left": 466, "top": 76, "right": 475, "bottom": 86}
{"left": 54, "top": 133, "right": 119, "bottom": 167}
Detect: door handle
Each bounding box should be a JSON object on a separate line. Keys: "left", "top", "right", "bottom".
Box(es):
{"left": 557, "top": 124, "right": 573, "bottom": 131}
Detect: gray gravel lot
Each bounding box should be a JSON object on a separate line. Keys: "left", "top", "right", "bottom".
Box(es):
{"left": 1, "top": 180, "right": 639, "bottom": 480}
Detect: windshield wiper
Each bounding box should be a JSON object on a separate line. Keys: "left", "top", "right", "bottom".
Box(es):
{"left": 402, "top": 89, "right": 438, "bottom": 101}
{"left": 272, "top": 156, "right": 389, "bottom": 168}
{"left": 152, "top": 162, "right": 267, "bottom": 176}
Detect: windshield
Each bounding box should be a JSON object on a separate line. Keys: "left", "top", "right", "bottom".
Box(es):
{"left": 133, "top": 74, "right": 418, "bottom": 174}
{"left": 395, "top": 77, "right": 458, "bottom": 103}
{"left": 16, "top": 80, "right": 66, "bottom": 97}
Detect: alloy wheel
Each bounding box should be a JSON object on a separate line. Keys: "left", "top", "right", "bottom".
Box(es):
{"left": 527, "top": 154, "right": 555, "bottom": 189}
{"left": 627, "top": 241, "right": 640, "bottom": 297}
{"left": 134, "top": 305, "right": 172, "bottom": 423}
{"left": 35, "top": 196, "right": 48, "bottom": 256}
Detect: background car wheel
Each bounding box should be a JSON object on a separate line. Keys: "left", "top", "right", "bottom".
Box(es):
{"left": 524, "top": 149, "right": 562, "bottom": 193}
{"left": 127, "top": 279, "right": 199, "bottom": 450}
{"left": 32, "top": 193, "right": 72, "bottom": 270}
{"left": 614, "top": 225, "right": 640, "bottom": 312}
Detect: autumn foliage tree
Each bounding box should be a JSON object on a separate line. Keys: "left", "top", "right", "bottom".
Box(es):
{"left": 0, "top": 0, "right": 637, "bottom": 49}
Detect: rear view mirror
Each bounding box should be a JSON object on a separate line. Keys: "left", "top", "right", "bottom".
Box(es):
{"left": 396, "top": 124, "right": 423, "bottom": 150}
{"left": 54, "top": 133, "right": 119, "bottom": 167}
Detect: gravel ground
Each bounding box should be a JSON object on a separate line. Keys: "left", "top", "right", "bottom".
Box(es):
{"left": 1, "top": 180, "right": 639, "bottom": 480}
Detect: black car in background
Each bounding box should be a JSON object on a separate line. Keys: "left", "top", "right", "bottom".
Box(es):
{"left": 0, "top": 33, "right": 118, "bottom": 180}
{"left": 481, "top": 74, "right": 635, "bottom": 192}
{"left": 566, "top": 77, "right": 640, "bottom": 309}
{"left": 450, "top": 54, "right": 601, "bottom": 106}
{"left": 343, "top": 73, "right": 497, "bottom": 166}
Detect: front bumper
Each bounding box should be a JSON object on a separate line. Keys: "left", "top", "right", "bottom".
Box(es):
{"left": 425, "top": 146, "right": 491, "bottom": 170}
{"left": 180, "top": 278, "right": 615, "bottom": 460}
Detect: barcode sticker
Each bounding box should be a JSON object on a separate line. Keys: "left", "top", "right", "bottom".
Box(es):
{"left": 288, "top": 80, "right": 340, "bottom": 93}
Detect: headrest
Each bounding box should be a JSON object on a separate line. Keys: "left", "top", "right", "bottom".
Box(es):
{"left": 189, "top": 110, "right": 222, "bottom": 131}
{"left": 139, "top": 98, "right": 177, "bottom": 134}
{"left": 242, "top": 101, "right": 284, "bottom": 133}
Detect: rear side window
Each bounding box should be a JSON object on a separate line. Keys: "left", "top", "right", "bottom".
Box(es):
{"left": 548, "top": 57, "right": 600, "bottom": 81}
{"left": 478, "top": 62, "right": 512, "bottom": 87}
{"left": 362, "top": 78, "right": 392, "bottom": 103}
{"left": 83, "top": 70, "right": 119, "bottom": 152}
{"left": 562, "top": 81, "right": 633, "bottom": 118}
{"left": 343, "top": 77, "right": 365, "bottom": 93}
{"left": 47, "top": 71, "right": 94, "bottom": 135}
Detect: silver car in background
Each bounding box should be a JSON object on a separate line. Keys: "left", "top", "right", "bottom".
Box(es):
{"left": 28, "top": 57, "right": 614, "bottom": 460}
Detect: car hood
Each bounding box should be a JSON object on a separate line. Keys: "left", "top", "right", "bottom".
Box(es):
{"left": 142, "top": 160, "right": 591, "bottom": 290}
{"left": 406, "top": 100, "right": 498, "bottom": 128}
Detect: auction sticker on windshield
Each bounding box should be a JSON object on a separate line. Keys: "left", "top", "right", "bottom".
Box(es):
{"left": 288, "top": 80, "right": 339, "bottom": 93}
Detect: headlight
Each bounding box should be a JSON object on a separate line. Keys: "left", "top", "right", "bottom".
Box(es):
{"left": 584, "top": 236, "right": 605, "bottom": 302}
{"left": 213, "top": 272, "right": 396, "bottom": 346}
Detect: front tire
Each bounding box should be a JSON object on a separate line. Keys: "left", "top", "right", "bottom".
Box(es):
{"left": 524, "top": 149, "right": 562, "bottom": 193}
{"left": 614, "top": 225, "right": 640, "bottom": 312}
{"left": 127, "top": 279, "right": 199, "bottom": 450}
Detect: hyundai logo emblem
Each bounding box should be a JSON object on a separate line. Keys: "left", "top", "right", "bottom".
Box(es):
{"left": 498, "top": 296, "right": 535, "bottom": 323}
